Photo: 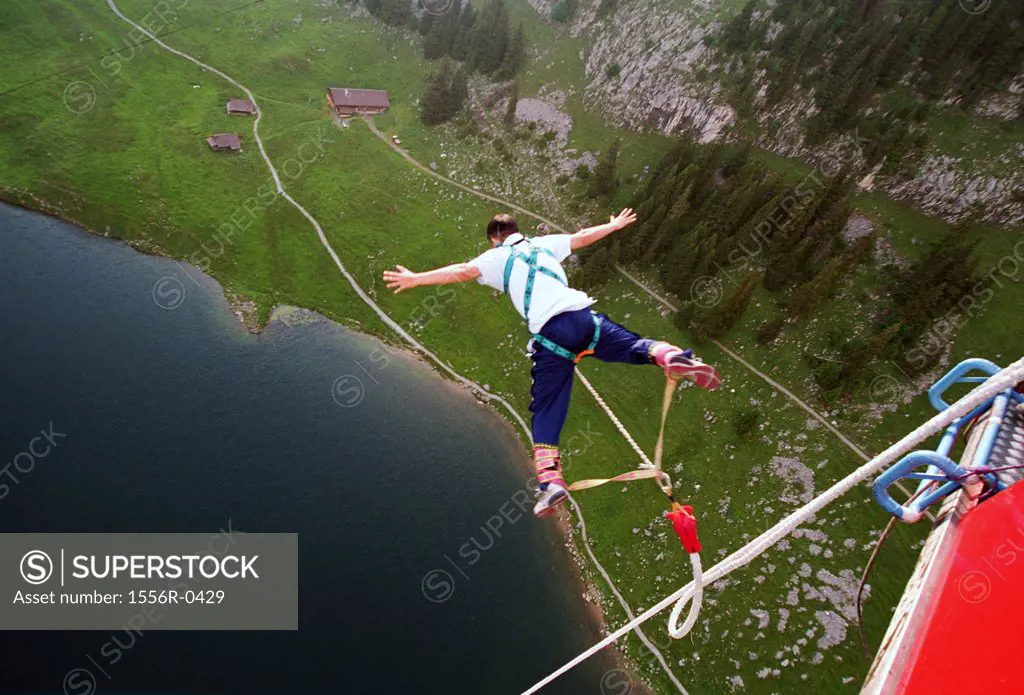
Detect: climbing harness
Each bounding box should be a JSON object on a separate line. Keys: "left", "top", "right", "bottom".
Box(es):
{"left": 501, "top": 237, "right": 601, "bottom": 363}
{"left": 501, "top": 236, "right": 567, "bottom": 321}
{"left": 533, "top": 313, "right": 602, "bottom": 363}
{"left": 521, "top": 356, "right": 1024, "bottom": 695}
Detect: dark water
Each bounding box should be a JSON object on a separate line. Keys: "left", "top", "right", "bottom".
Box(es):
{"left": 0, "top": 203, "right": 618, "bottom": 694}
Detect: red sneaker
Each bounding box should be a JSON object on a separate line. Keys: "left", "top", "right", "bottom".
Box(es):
{"left": 650, "top": 342, "right": 721, "bottom": 390}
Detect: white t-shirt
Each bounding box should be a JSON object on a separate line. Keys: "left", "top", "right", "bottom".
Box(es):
{"left": 469, "top": 232, "right": 595, "bottom": 333}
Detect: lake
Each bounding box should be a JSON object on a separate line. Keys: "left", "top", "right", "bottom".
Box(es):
{"left": 0, "top": 202, "right": 621, "bottom": 695}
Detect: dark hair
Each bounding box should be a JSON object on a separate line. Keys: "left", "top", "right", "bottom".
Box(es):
{"left": 486, "top": 213, "right": 518, "bottom": 241}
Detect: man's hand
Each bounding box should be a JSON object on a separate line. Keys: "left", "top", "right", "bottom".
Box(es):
{"left": 610, "top": 208, "right": 637, "bottom": 231}
{"left": 383, "top": 265, "right": 419, "bottom": 294}
{"left": 569, "top": 208, "right": 640, "bottom": 251}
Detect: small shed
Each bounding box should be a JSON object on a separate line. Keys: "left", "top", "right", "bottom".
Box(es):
{"left": 207, "top": 134, "right": 242, "bottom": 152}
{"left": 226, "top": 99, "right": 255, "bottom": 116}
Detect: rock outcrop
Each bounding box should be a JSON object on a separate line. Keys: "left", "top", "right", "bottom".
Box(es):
{"left": 533, "top": 0, "right": 1023, "bottom": 225}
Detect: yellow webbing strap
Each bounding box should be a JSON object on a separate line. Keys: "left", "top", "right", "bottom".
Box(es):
{"left": 568, "top": 375, "right": 678, "bottom": 495}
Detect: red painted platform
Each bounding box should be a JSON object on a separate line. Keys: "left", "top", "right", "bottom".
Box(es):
{"left": 899, "top": 483, "right": 1024, "bottom": 694}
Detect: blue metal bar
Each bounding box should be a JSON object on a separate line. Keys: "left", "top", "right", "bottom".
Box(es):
{"left": 928, "top": 358, "right": 1001, "bottom": 412}
{"left": 918, "top": 360, "right": 1002, "bottom": 500}
{"left": 872, "top": 451, "right": 969, "bottom": 522}
{"left": 873, "top": 358, "right": 1015, "bottom": 521}
{"left": 969, "top": 392, "right": 1011, "bottom": 491}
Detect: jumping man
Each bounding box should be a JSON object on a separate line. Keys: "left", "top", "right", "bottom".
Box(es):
{"left": 383, "top": 210, "right": 720, "bottom": 518}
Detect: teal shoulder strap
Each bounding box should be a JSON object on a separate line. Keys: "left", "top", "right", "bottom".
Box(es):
{"left": 500, "top": 239, "right": 567, "bottom": 321}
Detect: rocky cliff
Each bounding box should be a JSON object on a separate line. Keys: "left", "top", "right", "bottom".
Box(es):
{"left": 532, "top": 0, "right": 1024, "bottom": 226}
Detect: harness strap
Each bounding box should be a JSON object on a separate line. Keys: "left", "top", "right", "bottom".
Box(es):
{"left": 501, "top": 240, "right": 566, "bottom": 322}
{"left": 533, "top": 313, "right": 601, "bottom": 364}
{"left": 501, "top": 237, "right": 596, "bottom": 363}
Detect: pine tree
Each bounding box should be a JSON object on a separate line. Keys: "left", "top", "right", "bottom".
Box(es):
{"left": 449, "top": 3, "right": 477, "bottom": 61}
{"left": 764, "top": 235, "right": 813, "bottom": 291}
{"left": 596, "top": 0, "right": 617, "bottom": 19}
{"left": 588, "top": 139, "right": 621, "bottom": 199}
{"left": 424, "top": 8, "right": 456, "bottom": 60}
{"left": 504, "top": 80, "right": 519, "bottom": 128}
{"left": 705, "top": 272, "right": 758, "bottom": 338}
{"left": 918, "top": 4, "right": 954, "bottom": 75}
{"left": 723, "top": 140, "right": 753, "bottom": 179}
{"left": 449, "top": 65, "right": 469, "bottom": 112}
{"left": 641, "top": 218, "right": 678, "bottom": 266}
{"left": 877, "top": 13, "right": 919, "bottom": 88}
{"left": 787, "top": 256, "right": 846, "bottom": 320}
{"left": 673, "top": 302, "right": 707, "bottom": 344}
{"left": 419, "top": 60, "right": 466, "bottom": 126}
{"left": 889, "top": 229, "right": 982, "bottom": 337}
{"left": 837, "top": 322, "right": 902, "bottom": 390}
{"left": 711, "top": 186, "right": 757, "bottom": 248}
{"left": 643, "top": 139, "right": 695, "bottom": 199}
{"left": 621, "top": 203, "right": 666, "bottom": 264}
{"left": 420, "top": 61, "right": 451, "bottom": 125}
{"left": 663, "top": 226, "right": 716, "bottom": 300}
{"left": 756, "top": 315, "right": 786, "bottom": 345}
{"left": 722, "top": 0, "right": 756, "bottom": 52}
{"left": 576, "top": 243, "right": 618, "bottom": 290}
{"left": 418, "top": 11, "right": 436, "bottom": 36}
{"left": 467, "top": 0, "right": 510, "bottom": 75}
{"left": 498, "top": 22, "right": 525, "bottom": 78}
{"left": 688, "top": 143, "right": 723, "bottom": 206}
{"left": 551, "top": 0, "right": 578, "bottom": 23}
{"left": 378, "top": 0, "right": 411, "bottom": 27}
{"left": 667, "top": 181, "right": 694, "bottom": 222}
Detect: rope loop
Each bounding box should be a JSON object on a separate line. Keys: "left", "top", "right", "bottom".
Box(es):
{"left": 668, "top": 554, "right": 704, "bottom": 639}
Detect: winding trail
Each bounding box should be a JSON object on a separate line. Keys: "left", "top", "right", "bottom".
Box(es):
{"left": 104, "top": 2, "right": 687, "bottom": 692}
{"left": 363, "top": 117, "right": 565, "bottom": 232}
{"left": 104, "top": 0, "right": 528, "bottom": 430}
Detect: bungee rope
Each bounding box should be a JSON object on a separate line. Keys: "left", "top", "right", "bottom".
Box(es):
{"left": 570, "top": 367, "right": 705, "bottom": 637}
{"left": 522, "top": 356, "right": 1024, "bottom": 695}
{"left": 569, "top": 371, "right": 676, "bottom": 492}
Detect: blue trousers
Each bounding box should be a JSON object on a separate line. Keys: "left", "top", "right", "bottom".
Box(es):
{"left": 530, "top": 308, "right": 654, "bottom": 446}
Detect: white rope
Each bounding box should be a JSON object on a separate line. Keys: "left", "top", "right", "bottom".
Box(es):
{"left": 574, "top": 367, "right": 655, "bottom": 468}
{"left": 522, "top": 357, "right": 1024, "bottom": 694}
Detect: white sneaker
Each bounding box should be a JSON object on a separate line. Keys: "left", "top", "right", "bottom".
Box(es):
{"left": 533, "top": 483, "right": 568, "bottom": 518}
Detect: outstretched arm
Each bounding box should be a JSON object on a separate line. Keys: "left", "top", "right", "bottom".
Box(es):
{"left": 569, "top": 208, "right": 637, "bottom": 251}
{"left": 383, "top": 262, "right": 480, "bottom": 294}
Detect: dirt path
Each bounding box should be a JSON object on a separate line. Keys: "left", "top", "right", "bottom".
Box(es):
{"left": 363, "top": 116, "right": 568, "bottom": 232}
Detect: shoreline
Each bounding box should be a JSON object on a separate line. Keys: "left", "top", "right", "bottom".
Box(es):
{"left": 0, "top": 195, "right": 648, "bottom": 692}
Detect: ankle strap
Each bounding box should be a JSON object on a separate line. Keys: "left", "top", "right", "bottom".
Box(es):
{"left": 533, "top": 446, "right": 560, "bottom": 471}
